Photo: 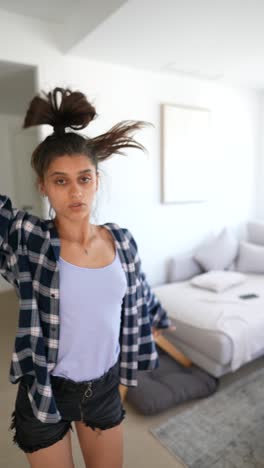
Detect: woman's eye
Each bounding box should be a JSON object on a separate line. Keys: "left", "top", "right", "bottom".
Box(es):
{"left": 55, "top": 177, "right": 91, "bottom": 185}
{"left": 56, "top": 177, "right": 92, "bottom": 185}
{"left": 81, "top": 177, "right": 91, "bottom": 182}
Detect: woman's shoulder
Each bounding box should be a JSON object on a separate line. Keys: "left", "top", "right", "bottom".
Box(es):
{"left": 102, "top": 223, "right": 138, "bottom": 258}
{"left": 102, "top": 222, "right": 135, "bottom": 242}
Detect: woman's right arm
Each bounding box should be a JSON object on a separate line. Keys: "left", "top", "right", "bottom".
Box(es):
{"left": 0, "top": 194, "right": 23, "bottom": 279}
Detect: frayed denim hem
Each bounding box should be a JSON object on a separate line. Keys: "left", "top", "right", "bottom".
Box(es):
{"left": 8, "top": 409, "right": 73, "bottom": 454}
{"left": 83, "top": 407, "right": 126, "bottom": 433}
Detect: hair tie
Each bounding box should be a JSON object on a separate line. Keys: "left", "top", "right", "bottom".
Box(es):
{"left": 53, "top": 124, "right": 66, "bottom": 137}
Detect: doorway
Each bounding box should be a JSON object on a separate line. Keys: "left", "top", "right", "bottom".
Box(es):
{"left": 0, "top": 60, "right": 42, "bottom": 293}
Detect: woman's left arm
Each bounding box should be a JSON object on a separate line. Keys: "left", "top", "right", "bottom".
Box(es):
{"left": 140, "top": 268, "right": 176, "bottom": 337}
{"left": 123, "top": 228, "right": 176, "bottom": 337}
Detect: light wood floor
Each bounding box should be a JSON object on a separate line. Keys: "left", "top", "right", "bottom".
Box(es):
{"left": 1, "top": 290, "right": 264, "bottom": 468}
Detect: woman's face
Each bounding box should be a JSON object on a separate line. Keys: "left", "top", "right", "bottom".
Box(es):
{"left": 39, "top": 154, "right": 99, "bottom": 221}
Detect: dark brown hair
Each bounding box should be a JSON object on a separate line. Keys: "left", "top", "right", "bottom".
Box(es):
{"left": 23, "top": 87, "right": 151, "bottom": 184}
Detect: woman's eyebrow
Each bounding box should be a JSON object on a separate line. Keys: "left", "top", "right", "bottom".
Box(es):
{"left": 48, "top": 169, "right": 93, "bottom": 177}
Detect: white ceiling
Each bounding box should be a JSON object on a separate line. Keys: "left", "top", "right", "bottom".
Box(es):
{"left": 1, "top": 0, "right": 264, "bottom": 89}
{"left": 70, "top": 0, "right": 264, "bottom": 90}
{"left": 0, "top": 0, "right": 79, "bottom": 23}
{"left": 0, "top": 0, "right": 128, "bottom": 51}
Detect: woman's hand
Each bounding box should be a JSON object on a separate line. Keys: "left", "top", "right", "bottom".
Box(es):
{"left": 151, "top": 325, "right": 176, "bottom": 339}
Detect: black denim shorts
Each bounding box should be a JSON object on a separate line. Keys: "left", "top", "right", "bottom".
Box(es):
{"left": 8, "top": 360, "right": 126, "bottom": 453}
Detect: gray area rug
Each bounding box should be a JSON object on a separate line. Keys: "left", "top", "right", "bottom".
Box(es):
{"left": 150, "top": 365, "right": 264, "bottom": 468}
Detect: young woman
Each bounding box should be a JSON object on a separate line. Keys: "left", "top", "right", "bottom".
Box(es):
{"left": 0, "top": 87, "right": 174, "bottom": 468}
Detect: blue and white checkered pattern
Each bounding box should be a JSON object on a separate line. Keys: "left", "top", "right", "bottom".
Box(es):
{"left": 0, "top": 194, "right": 171, "bottom": 423}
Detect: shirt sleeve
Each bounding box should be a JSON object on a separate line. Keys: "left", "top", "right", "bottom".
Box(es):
{"left": 0, "top": 194, "right": 22, "bottom": 279}
{"left": 123, "top": 227, "right": 171, "bottom": 330}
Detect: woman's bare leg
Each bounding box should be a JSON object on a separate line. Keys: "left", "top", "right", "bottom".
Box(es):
{"left": 25, "top": 429, "right": 75, "bottom": 468}
{"left": 74, "top": 421, "right": 124, "bottom": 468}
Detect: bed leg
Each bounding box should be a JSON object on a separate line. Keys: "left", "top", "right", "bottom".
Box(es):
{"left": 119, "top": 384, "right": 128, "bottom": 402}
{"left": 154, "top": 335, "right": 193, "bottom": 367}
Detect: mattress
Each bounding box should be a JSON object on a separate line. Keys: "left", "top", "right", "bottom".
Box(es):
{"left": 153, "top": 273, "right": 264, "bottom": 374}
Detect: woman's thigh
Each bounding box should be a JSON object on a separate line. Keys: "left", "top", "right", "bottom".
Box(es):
{"left": 74, "top": 420, "right": 124, "bottom": 468}
{"left": 9, "top": 380, "right": 74, "bottom": 464}
{"left": 25, "top": 429, "right": 75, "bottom": 468}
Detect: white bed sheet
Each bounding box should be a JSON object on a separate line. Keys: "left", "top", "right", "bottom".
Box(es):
{"left": 153, "top": 273, "right": 264, "bottom": 371}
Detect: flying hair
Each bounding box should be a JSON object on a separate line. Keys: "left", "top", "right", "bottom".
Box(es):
{"left": 23, "top": 87, "right": 97, "bottom": 135}
{"left": 23, "top": 87, "right": 152, "bottom": 174}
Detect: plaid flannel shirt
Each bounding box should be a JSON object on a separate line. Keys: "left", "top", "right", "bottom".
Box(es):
{"left": 0, "top": 194, "right": 171, "bottom": 423}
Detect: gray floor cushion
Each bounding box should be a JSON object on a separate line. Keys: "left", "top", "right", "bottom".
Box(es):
{"left": 126, "top": 348, "right": 219, "bottom": 415}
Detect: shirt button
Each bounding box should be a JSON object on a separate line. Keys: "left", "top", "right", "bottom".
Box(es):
{"left": 51, "top": 293, "right": 55, "bottom": 297}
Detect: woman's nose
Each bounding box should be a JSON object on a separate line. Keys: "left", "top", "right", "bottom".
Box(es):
{"left": 69, "top": 183, "right": 82, "bottom": 197}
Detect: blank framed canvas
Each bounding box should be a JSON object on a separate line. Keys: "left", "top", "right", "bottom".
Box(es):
{"left": 161, "top": 103, "right": 211, "bottom": 204}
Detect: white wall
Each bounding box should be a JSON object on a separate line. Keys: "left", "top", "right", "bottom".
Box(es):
{"left": 0, "top": 9, "right": 260, "bottom": 286}
{"left": 256, "top": 91, "right": 264, "bottom": 220}
{"left": 39, "top": 57, "right": 259, "bottom": 284}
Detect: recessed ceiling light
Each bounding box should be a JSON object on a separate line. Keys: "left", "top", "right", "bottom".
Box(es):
{"left": 163, "top": 63, "right": 223, "bottom": 81}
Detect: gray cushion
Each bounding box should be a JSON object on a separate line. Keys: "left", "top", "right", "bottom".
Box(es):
{"left": 236, "top": 241, "right": 264, "bottom": 273}
{"left": 168, "top": 255, "right": 203, "bottom": 282}
{"left": 126, "top": 348, "right": 218, "bottom": 415}
{"left": 247, "top": 221, "right": 264, "bottom": 246}
{"left": 194, "top": 227, "right": 238, "bottom": 271}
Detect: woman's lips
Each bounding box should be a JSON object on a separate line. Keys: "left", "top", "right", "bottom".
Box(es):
{"left": 69, "top": 203, "right": 84, "bottom": 210}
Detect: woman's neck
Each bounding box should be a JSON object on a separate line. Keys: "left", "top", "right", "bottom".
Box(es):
{"left": 54, "top": 216, "right": 98, "bottom": 245}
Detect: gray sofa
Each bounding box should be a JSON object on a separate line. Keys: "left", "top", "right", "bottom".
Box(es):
{"left": 152, "top": 221, "right": 264, "bottom": 378}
